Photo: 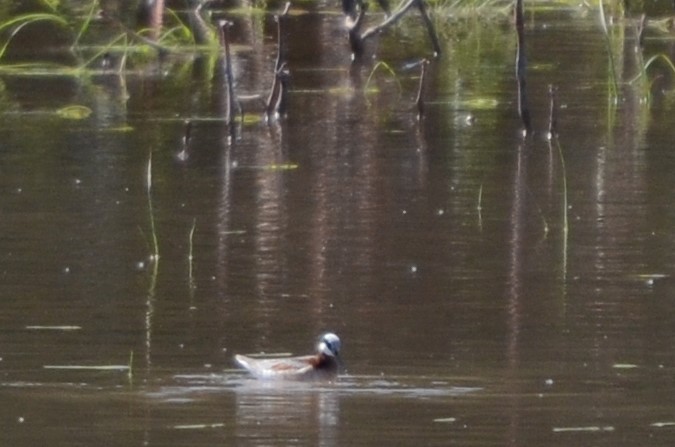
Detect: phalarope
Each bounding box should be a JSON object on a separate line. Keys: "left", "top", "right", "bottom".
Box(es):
{"left": 234, "top": 333, "right": 342, "bottom": 380}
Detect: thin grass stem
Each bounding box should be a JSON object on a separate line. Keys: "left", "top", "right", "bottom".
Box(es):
{"left": 598, "top": 0, "right": 619, "bottom": 99}
{"left": 0, "top": 15, "right": 67, "bottom": 61}
{"left": 76, "top": 33, "right": 128, "bottom": 71}
{"left": 364, "top": 61, "right": 403, "bottom": 96}
{"left": 146, "top": 151, "right": 159, "bottom": 260}
{"left": 72, "top": 0, "right": 98, "bottom": 50}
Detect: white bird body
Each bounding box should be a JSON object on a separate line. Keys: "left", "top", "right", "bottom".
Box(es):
{"left": 234, "top": 333, "right": 342, "bottom": 381}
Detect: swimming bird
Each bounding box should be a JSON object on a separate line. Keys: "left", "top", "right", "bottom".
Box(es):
{"left": 234, "top": 333, "right": 342, "bottom": 381}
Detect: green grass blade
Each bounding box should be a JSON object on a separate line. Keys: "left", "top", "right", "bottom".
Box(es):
{"left": 0, "top": 15, "right": 69, "bottom": 61}
{"left": 72, "top": 0, "right": 99, "bottom": 49}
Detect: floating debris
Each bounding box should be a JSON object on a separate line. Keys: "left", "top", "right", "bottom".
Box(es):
{"left": 651, "top": 422, "right": 675, "bottom": 428}
{"left": 612, "top": 364, "right": 638, "bottom": 369}
{"left": 174, "top": 423, "right": 226, "bottom": 430}
{"left": 25, "top": 325, "right": 82, "bottom": 331}
{"left": 631, "top": 273, "right": 668, "bottom": 284}
{"left": 43, "top": 365, "right": 129, "bottom": 371}
{"left": 455, "top": 97, "right": 499, "bottom": 111}
{"left": 553, "top": 426, "right": 615, "bottom": 433}
{"left": 238, "top": 163, "right": 299, "bottom": 171}
{"left": 55, "top": 105, "right": 92, "bottom": 120}
{"left": 433, "top": 417, "right": 456, "bottom": 423}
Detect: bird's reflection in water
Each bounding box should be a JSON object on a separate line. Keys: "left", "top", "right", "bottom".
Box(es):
{"left": 234, "top": 380, "right": 340, "bottom": 446}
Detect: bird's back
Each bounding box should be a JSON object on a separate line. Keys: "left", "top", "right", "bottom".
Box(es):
{"left": 235, "top": 354, "right": 338, "bottom": 380}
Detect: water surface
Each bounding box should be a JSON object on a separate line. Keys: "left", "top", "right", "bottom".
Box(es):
{"left": 2, "top": 2, "right": 675, "bottom": 446}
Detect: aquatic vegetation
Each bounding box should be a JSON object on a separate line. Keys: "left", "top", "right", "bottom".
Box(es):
{"left": 636, "top": 53, "right": 675, "bottom": 79}
{"left": 0, "top": 0, "right": 217, "bottom": 76}
{"left": 55, "top": 104, "right": 92, "bottom": 119}
{"left": 0, "top": 0, "right": 667, "bottom": 137}
{"left": 0, "top": 13, "right": 69, "bottom": 62}
{"left": 364, "top": 60, "right": 404, "bottom": 97}
{"left": 598, "top": 0, "right": 620, "bottom": 100}
{"left": 427, "top": 0, "right": 511, "bottom": 19}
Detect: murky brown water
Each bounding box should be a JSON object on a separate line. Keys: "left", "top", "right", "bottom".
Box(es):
{"left": 2, "top": 1, "right": 675, "bottom": 445}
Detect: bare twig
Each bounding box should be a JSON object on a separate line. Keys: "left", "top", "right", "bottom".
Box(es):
{"left": 415, "top": 58, "right": 430, "bottom": 119}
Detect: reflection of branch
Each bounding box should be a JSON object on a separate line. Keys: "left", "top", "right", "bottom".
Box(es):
{"left": 145, "top": 251, "right": 158, "bottom": 371}
{"left": 415, "top": 58, "right": 429, "bottom": 119}
{"left": 514, "top": 0, "right": 531, "bottom": 135}
{"left": 274, "top": 64, "right": 290, "bottom": 116}
{"left": 276, "top": 2, "right": 291, "bottom": 73}
{"left": 188, "top": 218, "right": 197, "bottom": 308}
{"left": 506, "top": 140, "right": 527, "bottom": 370}
{"left": 547, "top": 85, "right": 558, "bottom": 139}
{"left": 548, "top": 136, "right": 568, "bottom": 304}
{"left": 218, "top": 20, "right": 240, "bottom": 138}
{"left": 145, "top": 150, "right": 159, "bottom": 373}
{"left": 266, "top": 3, "right": 291, "bottom": 119}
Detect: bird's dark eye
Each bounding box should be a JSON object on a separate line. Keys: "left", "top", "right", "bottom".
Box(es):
{"left": 323, "top": 339, "right": 338, "bottom": 354}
